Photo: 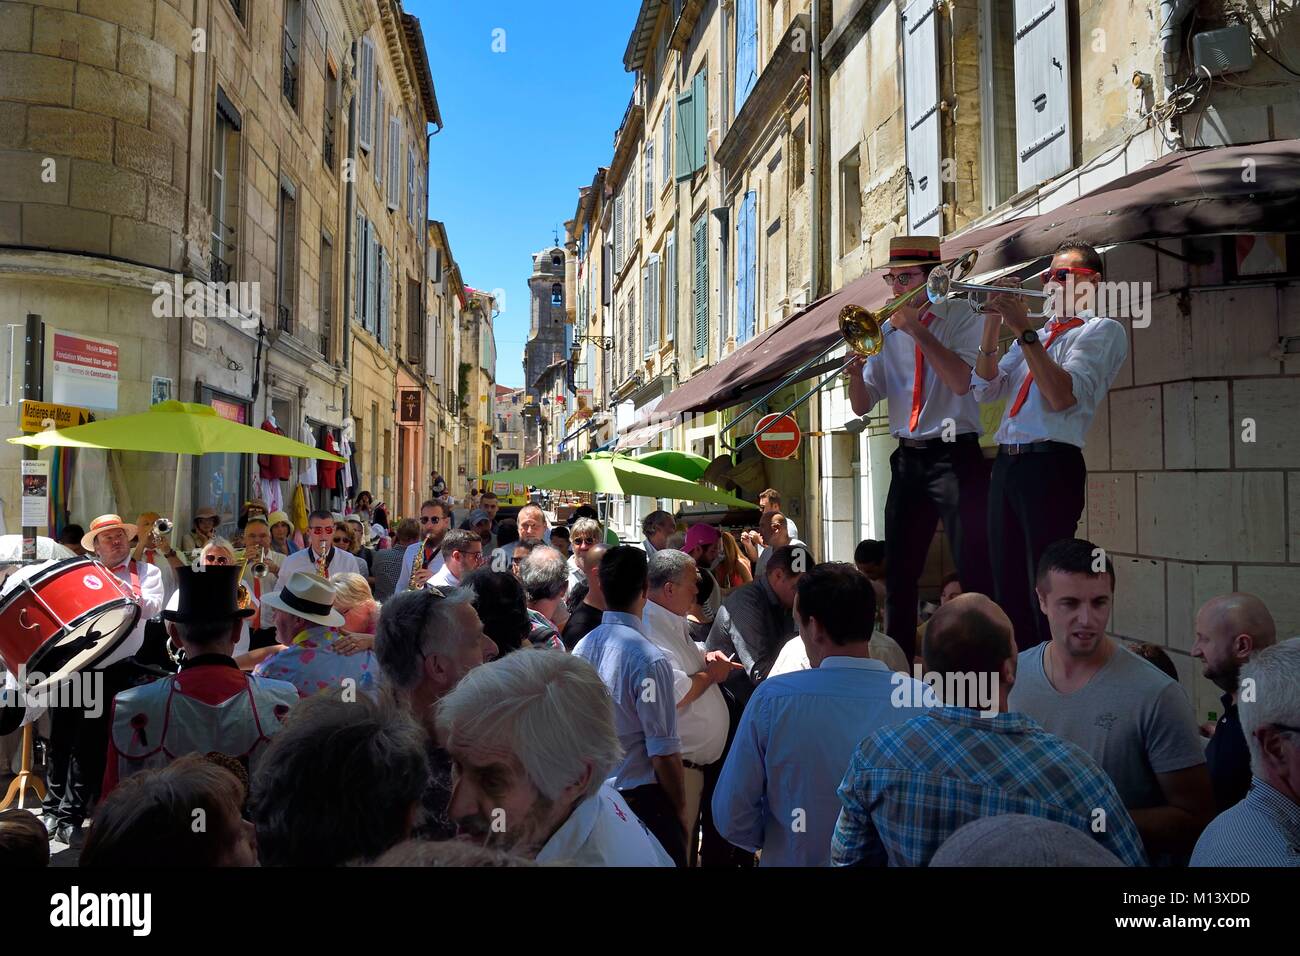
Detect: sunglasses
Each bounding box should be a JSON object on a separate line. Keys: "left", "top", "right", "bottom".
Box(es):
{"left": 1039, "top": 266, "right": 1098, "bottom": 284}
{"left": 309, "top": 527, "right": 334, "bottom": 536}
{"left": 884, "top": 272, "right": 922, "bottom": 285}
{"left": 572, "top": 537, "right": 596, "bottom": 546}
{"left": 204, "top": 555, "right": 231, "bottom": 565}
{"left": 420, "top": 515, "right": 444, "bottom": 524}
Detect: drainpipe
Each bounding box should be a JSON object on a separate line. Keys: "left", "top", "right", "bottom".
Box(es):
{"left": 1159, "top": 0, "right": 1196, "bottom": 91}
{"left": 808, "top": 0, "right": 825, "bottom": 559}
{"left": 342, "top": 53, "right": 358, "bottom": 434}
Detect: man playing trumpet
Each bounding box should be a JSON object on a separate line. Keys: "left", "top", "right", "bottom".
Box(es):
{"left": 845, "top": 236, "right": 993, "bottom": 662}
{"left": 971, "top": 240, "right": 1128, "bottom": 649}
{"left": 239, "top": 516, "right": 281, "bottom": 650}
{"left": 273, "top": 510, "right": 364, "bottom": 590}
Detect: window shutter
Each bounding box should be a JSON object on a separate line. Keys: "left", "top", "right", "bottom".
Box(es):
{"left": 613, "top": 194, "right": 625, "bottom": 272}
{"left": 367, "top": 231, "right": 378, "bottom": 333}
{"left": 378, "top": 248, "right": 387, "bottom": 346}
{"left": 374, "top": 88, "right": 385, "bottom": 187}
{"left": 355, "top": 213, "right": 366, "bottom": 324}
{"left": 675, "top": 87, "right": 694, "bottom": 182}
{"left": 693, "top": 216, "right": 708, "bottom": 357}
{"left": 388, "top": 117, "right": 400, "bottom": 209}
{"left": 641, "top": 265, "right": 651, "bottom": 357}
{"left": 644, "top": 141, "right": 654, "bottom": 211}
{"left": 666, "top": 231, "right": 676, "bottom": 343}
{"left": 627, "top": 291, "right": 636, "bottom": 379}
{"left": 735, "top": 190, "right": 757, "bottom": 343}
{"left": 359, "top": 39, "right": 374, "bottom": 151}
{"left": 602, "top": 242, "right": 612, "bottom": 305}
{"left": 650, "top": 255, "right": 660, "bottom": 350}
{"left": 734, "top": 0, "right": 758, "bottom": 114}
{"left": 692, "top": 69, "right": 708, "bottom": 175}
{"left": 902, "top": 0, "right": 942, "bottom": 236}
{"left": 1013, "top": 0, "right": 1072, "bottom": 190}
{"left": 406, "top": 144, "right": 415, "bottom": 221}
{"left": 661, "top": 107, "right": 671, "bottom": 187}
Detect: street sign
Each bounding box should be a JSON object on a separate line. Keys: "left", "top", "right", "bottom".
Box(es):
{"left": 753, "top": 413, "right": 801, "bottom": 460}
{"left": 20, "top": 399, "right": 89, "bottom": 433}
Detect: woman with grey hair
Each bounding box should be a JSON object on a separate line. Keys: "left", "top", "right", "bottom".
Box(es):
{"left": 436, "top": 649, "right": 673, "bottom": 865}
{"left": 250, "top": 689, "right": 428, "bottom": 866}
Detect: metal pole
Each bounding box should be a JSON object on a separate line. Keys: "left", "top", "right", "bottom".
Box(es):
{"left": 21, "top": 314, "right": 44, "bottom": 561}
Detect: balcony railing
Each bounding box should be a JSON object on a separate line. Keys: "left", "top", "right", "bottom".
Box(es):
{"left": 281, "top": 32, "right": 299, "bottom": 106}
{"left": 210, "top": 217, "right": 235, "bottom": 283}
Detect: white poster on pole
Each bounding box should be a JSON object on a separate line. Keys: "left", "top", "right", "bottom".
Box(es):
{"left": 52, "top": 330, "right": 119, "bottom": 410}
{"left": 21, "top": 460, "right": 50, "bottom": 527}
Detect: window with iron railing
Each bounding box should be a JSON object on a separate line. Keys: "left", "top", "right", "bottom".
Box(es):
{"left": 282, "top": 1, "right": 302, "bottom": 111}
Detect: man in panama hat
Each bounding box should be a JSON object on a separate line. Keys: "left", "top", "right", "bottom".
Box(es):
{"left": 253, "top": 571, "right": 378, "bottom": 699}
{"left": 102, "top": 565, "right": 299, "bottom": 797}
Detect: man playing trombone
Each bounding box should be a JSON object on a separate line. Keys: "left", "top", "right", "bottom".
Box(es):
{"left": 971, "top": 240, "right": 1128, "bottom": 649}
{"left": 845, "top": 236, "right": 993, "bottom": 662}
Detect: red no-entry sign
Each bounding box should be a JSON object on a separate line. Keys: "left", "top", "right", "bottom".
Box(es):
{"left": 753, "top": 413, "right": 801, "bottom": 459}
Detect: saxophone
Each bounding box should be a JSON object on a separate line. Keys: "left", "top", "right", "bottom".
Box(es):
{"left": 408, "top": 534, "right": 434, "bottom": 589}
{"left": 315, "top": 539, "right": 330, "bottom": 578}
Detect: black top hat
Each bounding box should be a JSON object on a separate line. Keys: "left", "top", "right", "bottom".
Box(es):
{"left": 163, "top": 566, "right": 255, "bottom": 624}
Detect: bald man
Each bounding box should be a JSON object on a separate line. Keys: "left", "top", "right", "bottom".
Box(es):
{"left": 832, "top": 593, "right": 1145, "bottom": 866}
{"left": 1191, "top": 593, "right": 1278, "bottom": 811}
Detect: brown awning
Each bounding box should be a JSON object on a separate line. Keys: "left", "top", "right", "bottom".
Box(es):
{"left": 659, "top": 217, "right": 1031, "bottom": 416}
{"left": 660, "top": 139, "right": 1300, "bottom": 417}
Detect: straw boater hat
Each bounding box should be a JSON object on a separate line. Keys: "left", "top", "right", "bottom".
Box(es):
{"left": 887, "top": 235, "right": 942, "bottom": 268}
{"left": 82, "top": 514, "right": 138, "bottom": 552}
{"left": 260, "top": 571, "right": 345, "bottom": 628}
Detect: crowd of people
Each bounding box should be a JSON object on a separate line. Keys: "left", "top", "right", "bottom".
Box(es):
{"left": 3, "top": 478, "right": 1296, "bottom": 870}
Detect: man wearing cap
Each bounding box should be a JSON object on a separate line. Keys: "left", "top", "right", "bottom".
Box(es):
{"left": 845, "top": 234, "right": 993, "bottom": 662}
{"left": 101, "top": 567, "right": 299, "bottom": 796}
{"left": 683, "top": 523, "right": 724, "bottom": 644}
{"left": 42, "top": 514, "right": 167, "bottom": 843}
{"left": 253, "top": 571, "right": 378, "bottom": 698}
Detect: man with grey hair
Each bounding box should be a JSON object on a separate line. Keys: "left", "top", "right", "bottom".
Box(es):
{"left": 517, "top": 504, "right": 548, "bottom": 543}
{"left": 438, "top": 650, "right": 673, "bottom": 865}
{"left": 1192, "top": 638, "right": 1300, "bottom": 867}
{"left": 374, "top": 588, "right": 498, "bottom": 840}
{"left": 519, "top": 545, "right": 568, "bottom": 649}
{"left": 640, "top": 510, "right": 676, "bottom": 556}
{"left": 1191, "top": 593, "right": 1278, "bottom": 812}
{"left": 643, "top": 550, "right": 737, "bottom": 865}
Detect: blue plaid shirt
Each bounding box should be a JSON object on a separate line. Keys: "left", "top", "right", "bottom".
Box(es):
{"left": 831, "top": 707, "right": 1148, "bottom": 867}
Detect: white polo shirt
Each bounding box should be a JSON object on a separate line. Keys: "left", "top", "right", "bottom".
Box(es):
{"left": 641, "top": 598, "right": 728, "bottom": 765}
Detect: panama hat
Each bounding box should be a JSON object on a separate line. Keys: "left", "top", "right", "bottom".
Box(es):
{"left": 83, "top": 514, "right": 139, "bottom": 552}
{"left": 259, "top": 571, "right": 345, "bottom": 628}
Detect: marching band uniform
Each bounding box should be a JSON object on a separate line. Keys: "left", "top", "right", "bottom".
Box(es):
{"left": 273, "top": 542, "right": 363, "bottom": 589}
{"left": 971, "top": 307, "right": 1127, "bottom": 648}
{"left": 102, "top": 566, "right": 298, "bottom": 796}
{"left": 853, "top": 237, "right": 993, "bottom": 661}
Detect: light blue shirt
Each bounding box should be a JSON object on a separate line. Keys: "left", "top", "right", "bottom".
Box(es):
{"left": 573, "top": 610, "right": 681, "bottom": 790}
{"left": 712, "top": 656, "right": 935, "bottom": 866}
{"left": 1190, "top": 778, "right": 1300, "bottom": 867}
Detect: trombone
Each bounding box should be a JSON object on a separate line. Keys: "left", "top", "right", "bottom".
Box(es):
{"left": 926, "top": 261, "right": 1053, "bottom": 317}
{"left": 722, "top": 250, "right": 981, "bottom": 454}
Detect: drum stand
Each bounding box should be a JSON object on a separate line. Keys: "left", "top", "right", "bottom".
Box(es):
{"left": 0, "top": 724, "right": 46, "bottom": 810}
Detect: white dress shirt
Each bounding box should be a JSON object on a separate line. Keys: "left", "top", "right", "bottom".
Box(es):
{"left": 536, "top": 782, "right": 674, "bottom": 866}
{"left": 860, "top": 298, "right": 983, "bottom": 439}
{"left": 970, "top": 310, "right": 1128, "bottom": 447}
{"left": 641, "top": 599, "right": 728, "bottom": 766}
{"left": 102, "top": 558, "right": 165, "bottom": 666}
{"left": 395, "top": 539, "right": 446, "bottom": 592}
{"left": 273, "top": 546, "right": 364, "bottom": 591}
{"left": 429, "top": 562, "right": 461, "bottom": 589}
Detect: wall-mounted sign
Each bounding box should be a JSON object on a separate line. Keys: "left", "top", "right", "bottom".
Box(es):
{"left": 399, "top": 389, "right": 422, "bottom": 423}
{"left": 20, "top": 399, "right": 89, "bottom": 434}
{"left": 21, "top": 460, "right": 50, "bottom": 527}
{"left": 52, "top": 331, "right": 118, "bottom": 410}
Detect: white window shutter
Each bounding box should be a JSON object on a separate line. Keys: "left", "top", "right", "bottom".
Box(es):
{"left": 359, "top": 39, "right": 374, "bottom": 152}
{"left": 374, "top": 88, "right": 385, "bottom": 187}
{"left": 1013, "top": 0, "right": 1072, "bottom": 190}
{"left": 902, "top": 0, "right": 942, "bottom": 236}
{"left": 614, "top": 193, "right": 625, "bottom": 272}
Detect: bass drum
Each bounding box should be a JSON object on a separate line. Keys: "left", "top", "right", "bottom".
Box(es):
{"left": 0, "top": 556, "right": 140, "bottom": 694}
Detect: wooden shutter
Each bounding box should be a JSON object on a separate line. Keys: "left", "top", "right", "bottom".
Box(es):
{"left": 388, "top": 116, "right": 400, "bottom": 209}
{"left": 358, "top": 38, "right": 374, "bottom": 151}
{"left": 366, "top": 230, "right": 377, "bottom": 333}
{"left": 675, "top": 87, "right": 694, "bottom": 182}
{"left": 666, "top": 231, "right": 676, "bottom": 343}
{"left": 734, "top": 0, "right": 758, "bottom": 113}
{"left": 692, "top": 68, "right": 707, "bottom": 175}
{"left": 736, "top": 191, "right": 756, "bottom": 342}
{"left": 374, "top": 88, "right": 385, "bottom": 187}
{"left": 693, "top": 216, "right": 708, "bottom": 357}
{"left": 602, "top": 242, "right": 612, "bottom": 305}
{"left": 1013, "top": 0, "right": 1072, "bottom": 190}
{"left": 641, "top": 264, "right": 651, "bottom": 357}
{"left": 902, "top": 0, "right": 942, "bottom": 236}
{"left": 354, "top": 212, "right": 366, "bottom": 325}
{"left": 613, "top": 193, "right": 625, "bottom": 272}
{"left": 661, "top": 107, "right": 671, "bottom": 186}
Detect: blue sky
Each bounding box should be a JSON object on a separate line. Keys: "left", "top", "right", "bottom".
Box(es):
{"left": 407, "top": 0, "right": 638, "bottom": 388}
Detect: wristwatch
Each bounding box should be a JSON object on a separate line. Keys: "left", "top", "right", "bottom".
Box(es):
{"left": 1019, "top": 329, "right": 1039, "bottom": 347}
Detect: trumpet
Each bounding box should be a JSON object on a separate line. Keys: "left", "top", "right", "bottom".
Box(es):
{"left": 925, "top": 264, "right": 1052, "bottom": 317}
{"left": 723, "top": 250, "right": 981, "bottom": 453}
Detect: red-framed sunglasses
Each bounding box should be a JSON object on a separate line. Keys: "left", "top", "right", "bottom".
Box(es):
{"left": 1039, "top": 266, "right": 1098, "bottom": 284}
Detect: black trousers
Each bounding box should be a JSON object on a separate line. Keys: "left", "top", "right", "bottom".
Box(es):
{"left": 988, "top": 444, "right": 1087, "bottom": 650}
{"left": 42, "top": 659, "right": 139, "bottom": 826}
{"left": 699, "top": 685, "right": 757, "bottom": 868}
{"left": 884, "top": 436, "right": 993, "bottom": 661}
{"left": 622, "top": 782, "right": 688, "bottom": 868}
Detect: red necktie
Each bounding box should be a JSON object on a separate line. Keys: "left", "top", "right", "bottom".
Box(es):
{"left": 907, "top": 307, "right": 937, "bottom": 432}
{"left": 1008, "top": 317, "right": 1085, "bottom": 417}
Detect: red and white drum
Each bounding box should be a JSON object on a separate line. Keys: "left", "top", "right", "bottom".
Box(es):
{"left": 0, "top": 556, "right": 140, "bottom": 693}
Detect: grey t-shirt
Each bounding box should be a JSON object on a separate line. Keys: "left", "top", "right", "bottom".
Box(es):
{"left": 1008, "top": 642, "right": 1205, "bottom": 810}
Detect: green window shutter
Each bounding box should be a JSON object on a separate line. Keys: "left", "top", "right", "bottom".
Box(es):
{"left": 675, "top": 88, "right": 694, "bottom": 182}
{"left": 691, "top": 68, "right": 708, "bottom": 175}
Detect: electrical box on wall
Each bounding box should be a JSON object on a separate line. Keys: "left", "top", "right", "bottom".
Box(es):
{"left": 1192, "top": 24, "right": 1254, "bottom": 77}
